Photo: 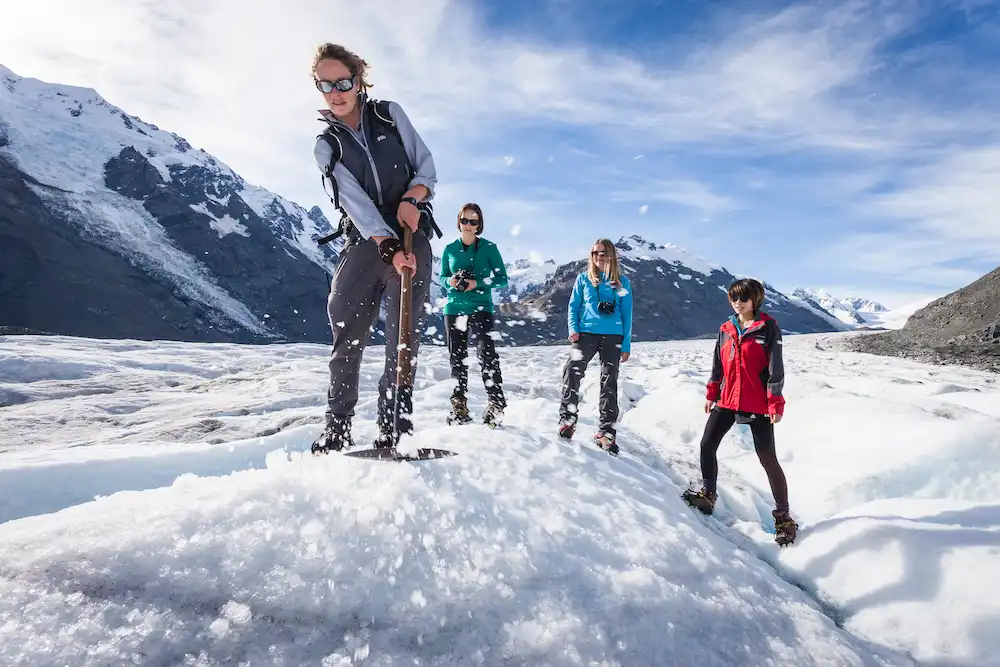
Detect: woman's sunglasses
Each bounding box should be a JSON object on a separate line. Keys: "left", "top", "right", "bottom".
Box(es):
{"left": 591, "top": 250, "right": 608, "bottom": 257}
{"left": 730, "top": 295, "right": 751, "bottom": 303}
{"left": 315, "top": 76, "right": 355, "bottom": 94}
{"left": 459, "top": 218, "right": 480, "bottom": 226}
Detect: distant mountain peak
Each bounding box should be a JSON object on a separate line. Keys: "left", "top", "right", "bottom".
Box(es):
{"left": 612, "top": 234, "right": 722, "bottom": 277}
{"left": 846, "top": 297, "right": 888, "bottom": 313}
{"left": 511, "top": 257, "right": 556, "bottom": 270}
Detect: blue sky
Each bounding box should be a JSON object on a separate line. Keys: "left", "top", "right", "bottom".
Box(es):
{"left": 3, "top": 0, "right": 1000, "bottom": 308}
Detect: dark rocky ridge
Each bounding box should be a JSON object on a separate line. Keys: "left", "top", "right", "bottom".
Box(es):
{"left": 1, "top": 153, "right": 252, "bottom": 342}
{"left": 101, "top": 147, "right": 338, "bottom": 342}
{"left": 848, "top": 266, "right": 1000, "bottom": 373}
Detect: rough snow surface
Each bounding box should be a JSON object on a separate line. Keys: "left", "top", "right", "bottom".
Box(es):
{"left": 2, "top": 332, "right": 999, "bottom": 666}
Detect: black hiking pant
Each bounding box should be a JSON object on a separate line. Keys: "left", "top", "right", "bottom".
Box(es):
{"left": 445, "top": 312, "right": 506, "bottom": 408}
{"left": 700, "top": 407, "right": 789, "bottom": 511}
{"left": 559, "top": 333, "right": 623, "bottom": 435}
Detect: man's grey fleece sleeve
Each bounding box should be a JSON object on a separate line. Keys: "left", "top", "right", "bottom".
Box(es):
{"left": 313, "top": 138, "right": 397, "bottom": 240}
{"left": 388, "top": 101, "right": 437, "bottom": 199}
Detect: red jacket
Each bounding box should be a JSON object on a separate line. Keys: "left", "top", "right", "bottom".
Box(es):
{"left": 705, "top": 312, "right": 786, "bottom": 416}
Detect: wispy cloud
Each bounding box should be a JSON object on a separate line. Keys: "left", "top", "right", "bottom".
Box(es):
{"left": 825, "top": 146, "right": 1000, "bottom": 285}
{"left": 610, "top": 179, "right": 736, "bottom": 217}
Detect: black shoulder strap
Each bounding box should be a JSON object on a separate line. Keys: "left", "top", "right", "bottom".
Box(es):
{"left": 371, "top": 99, "right": 399, "bottom": 138}
{"left": 314, "top": 127, "right": 346, "bottom": 246}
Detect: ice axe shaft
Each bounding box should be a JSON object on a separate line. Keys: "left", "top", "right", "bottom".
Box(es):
{"left": 393, "top": 226, "right": 414, "bottom": 438}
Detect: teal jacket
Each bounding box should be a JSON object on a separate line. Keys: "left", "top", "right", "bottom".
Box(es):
{"left": 567, "top": 272, "right": 634, "bottom": 353}
{"left": 440, "top": 237, "right": 509, "bottom": 316}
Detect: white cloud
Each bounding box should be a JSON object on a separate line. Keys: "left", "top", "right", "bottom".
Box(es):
{"left": 611, "top": 179, "right": 735, "bottom": 216}
{"left": 817, "top": 146, "right": 1000, "bottom": 286}
{"left": 638, "top": 205, "right": 649, "bottom": 215}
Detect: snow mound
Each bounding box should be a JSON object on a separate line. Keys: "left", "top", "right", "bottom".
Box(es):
{"left": 0, "top": 427, "right": 904, "bottom": 667}
{"left": 781, "top": 498, "right": 1000, "bottom": 666}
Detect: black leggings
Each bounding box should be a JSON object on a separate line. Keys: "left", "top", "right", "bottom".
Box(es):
{"left": 700, "top": 407, "right": 789, "bottom": 511}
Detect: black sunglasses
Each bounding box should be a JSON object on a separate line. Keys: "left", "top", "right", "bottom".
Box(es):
{"left": 730, "top": 295, "right": 750, "bottom": 303}
{"left": 459, "top": 217, "right": 480, "bottom": 226}
{"left": 591, "top": 250, "right": 608, "bottom": 257}
{"left": 315, "top": 76, "right": 355, "bottom": 94}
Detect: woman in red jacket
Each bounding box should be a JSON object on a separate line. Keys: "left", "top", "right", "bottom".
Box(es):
{"left": 682, "top": 278, "right": 798, "bottom": 546}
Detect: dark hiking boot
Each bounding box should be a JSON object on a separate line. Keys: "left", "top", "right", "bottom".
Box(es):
{"left": 483, "top": 402, "right": 504, "bottom": 428}
{"left": 447, "top": 393, "right": 473, "bottom": 425}
{"left": 593, "top": 431, "right": 619, "bottom": 456}
{"left": 311, "top": 416, "right": 353, "bottom": 455}
{"left": 557, "top": 417, "right": 576, "bottom": 440}
{"left": 773, "top": 510, "right": 798, "bottom": 546}
{"left": 373, "top": 428, "right": 397, "bottom": 449}
{"left": 682, "top": 487, "right": 718, "bottom": 515}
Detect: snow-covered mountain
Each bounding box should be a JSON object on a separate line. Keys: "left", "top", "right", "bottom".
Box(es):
{"left": 793, "top": 288, "right": 865, "bottom": 325}
{"left": 1, "top": 64, "right": 338, "bottom": 343}
{"left": 1, "top": 64, "right": 845, "bottom": 347}
{"left": 492, "top": 235, "right": 846, "bottom": 344}
{"left": 498, "top": 256, "right": 559, "bottom": 302}
{"left": 847, "top": 296, "right": 888, "bottom": 313}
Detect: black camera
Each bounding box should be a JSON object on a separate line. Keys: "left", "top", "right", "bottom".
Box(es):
{"left": 453, "top": 269, "right": 473, "bottom": 292}
{"left": 597, "top": 300, "right": 615, "bottom": 315}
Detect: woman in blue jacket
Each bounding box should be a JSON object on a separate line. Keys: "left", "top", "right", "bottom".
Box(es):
{"left": 558, "top": 239, "right": 634, "bottom": 454}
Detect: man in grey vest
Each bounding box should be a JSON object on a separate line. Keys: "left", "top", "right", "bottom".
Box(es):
{"left": 310, "top": 43, "right": 438, "bottom": 453}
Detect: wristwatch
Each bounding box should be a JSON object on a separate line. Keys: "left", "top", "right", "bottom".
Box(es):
{"left": 401, "top": 196, "right": 419, "bottom": 207}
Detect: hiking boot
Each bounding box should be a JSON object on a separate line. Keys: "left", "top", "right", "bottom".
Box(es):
{"left": 773, "top": 509, "right": 798, "bottom": 546}
{"left": 311, "top": 416, "right": 353, "bottom": 455}
{"left": 682, "top": 487, "right": 717, "bottom": 515}
{"left": 593, "top": 431, "right": 619, "bottom": 456}
{"left": 373, "top": 428, "right": 397, "bottom": 449}
{"left": 447, "top": 393, "right": 473, "bottom": 426}
{"left": 483, "top": 402, "right": 504, "bottom": 429}
{"left": 557, "top": 418, "right": 576, "bottom": 440}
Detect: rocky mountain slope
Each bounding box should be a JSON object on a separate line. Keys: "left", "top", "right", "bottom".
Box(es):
{"left": 848, "top": 266, "right": 1000, "bottom": 373}
{"left": 492, "top": 236, "right": 847, "bottom": 344}
{"left": 1, "top": 64, "right": 338, "bottom": 344}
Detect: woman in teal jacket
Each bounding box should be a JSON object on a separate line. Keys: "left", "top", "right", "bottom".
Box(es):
{"left": 558, "top": 238, "right": 633, "bottom": 454}
{"left": 439, "top": 203, "right": 509, "bottom": 427}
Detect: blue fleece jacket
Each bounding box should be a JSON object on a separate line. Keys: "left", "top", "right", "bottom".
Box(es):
{"left": 567, "top": 272, "right": 634, "bottom": 353}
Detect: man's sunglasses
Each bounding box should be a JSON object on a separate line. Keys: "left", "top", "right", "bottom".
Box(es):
{"left": 459, "top": 218, "right": 480, "bottom": 226}
{"left": 730, "top": 295, "right": 750, "bottom": 303}
{"left": 315, "top": 76, "right": 355, "bottom": 94}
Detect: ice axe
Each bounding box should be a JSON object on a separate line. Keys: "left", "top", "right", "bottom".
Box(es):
{"left": 393, "top": 225, "right": 415, "bottom": 441}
